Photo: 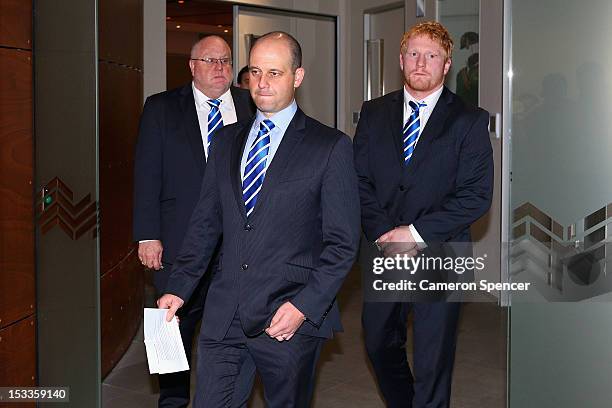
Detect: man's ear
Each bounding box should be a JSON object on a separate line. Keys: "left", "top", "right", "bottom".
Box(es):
{"left": 294, "top": 67, "right": 305, "bottom": 88}
{"left": 399, "top": 53, "right": 405, "bottom": 71}
{"left": 189, "top": 59, "right": 195, "bottom": 76}
{"left": 443, "top": 57, "right": 452, "bottom": 76}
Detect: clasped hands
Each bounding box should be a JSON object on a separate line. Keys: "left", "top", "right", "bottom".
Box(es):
{"left": 157, "top": 294, "right": 305, "bottom": 343}
{"left": 376, "top": 226, "right": 419, "bottom": 257}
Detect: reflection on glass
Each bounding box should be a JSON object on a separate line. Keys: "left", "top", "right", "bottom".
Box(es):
{"left": 509, "top": 1, "right": 612, "bottom": 303}
{"left": 509, "top": 1, "right": 612, "bottom": 407}
{"left": 437, "top": 0, "right": 479, "bottom": 106}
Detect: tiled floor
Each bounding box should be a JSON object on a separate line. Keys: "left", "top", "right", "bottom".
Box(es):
{"left": 103, "top": 267, "right": 507, "bottom": 407}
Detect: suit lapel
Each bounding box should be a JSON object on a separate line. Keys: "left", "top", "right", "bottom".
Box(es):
{"left": 406, "top": 87, "right": 453, "bottom": 173}
{"left": 230, "top": 86, "right": 255, "bottom": 122}
{"left": 180, "top": 85, "right": 206, "bottom": 175}
{"left": 388, "top": 90, "right": 406, "bottom": 167}
{"left": 230, "top": 118, "right": 255, "bottom": 220}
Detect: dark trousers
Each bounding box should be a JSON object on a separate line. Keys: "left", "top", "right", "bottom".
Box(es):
{"left": 157, "top": 268, "right": 256, "bottom": 408}
{"left": 194, "top": 311, "right": 324, "bottom": 408}
{"left": 362, "top": 301, "right": 461, "bottom": 408}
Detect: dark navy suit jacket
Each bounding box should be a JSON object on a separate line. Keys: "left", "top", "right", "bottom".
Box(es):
{"left": 133, "top": 84, "right": 254, "bottom": 292}
{"left": 354, "top": 87, "right": 493, "bottom": 246}
{"left": 165, "top": 108, "right": 361, "bottom": 341}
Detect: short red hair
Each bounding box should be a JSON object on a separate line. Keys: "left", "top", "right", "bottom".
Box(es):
{"left": 400, "top": 21, "right": 454, "bottom": 59}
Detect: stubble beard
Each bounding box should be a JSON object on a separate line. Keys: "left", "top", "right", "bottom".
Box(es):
{"left": 406, "top": 74, "right": 433, "bottom": 92}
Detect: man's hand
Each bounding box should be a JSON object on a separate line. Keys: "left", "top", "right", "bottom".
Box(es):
{"left": 265, "top": 302, "right": 305, "bottom": 342}
{"left": 157, "top": 294, "right": 185, "bottom": 322}
{"left": 377, "top": 226, "right": 418, "bottom": 257}
{"left": 139, "top": 240, "right": 163, "bottom": 270}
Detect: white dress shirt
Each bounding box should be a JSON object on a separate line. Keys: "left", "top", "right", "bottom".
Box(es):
{"left": 402, "top": 85, "right": 444, "bottom": 249}
{"left": 240, "top": 100, "right": 297, "bottom": 181}
{"left": 402, "top": 85, "right": 444, "bottom": 146}
{"left": 192, "top": 82, "right": 238, "bottom": 159}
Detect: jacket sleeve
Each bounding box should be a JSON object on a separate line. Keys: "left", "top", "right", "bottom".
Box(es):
{"left": 133, "top": 96, "right": 164, "bottom": 241}
{"left": 291, "top": 135, "right": 361, "bottom": 327}
{"left": 163, "top": 134, "right": 224, "bottom": 302}
{"left": 413, "top": 110, "right": 494, "bottom": 242}
{"left": 353, "top": 102, "right": 397, "bottom": 242}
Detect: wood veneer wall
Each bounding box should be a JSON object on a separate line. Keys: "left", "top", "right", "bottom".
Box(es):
{"left": 98, "top": 0, "right": 145, "bottom": 377}
{"left": 0, "top": 0, "right": 36, "bottom": 400}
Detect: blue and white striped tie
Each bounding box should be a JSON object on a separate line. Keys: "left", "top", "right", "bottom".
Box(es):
{"left": 206, "top": 99, "right": 223, "bottom": 151}
{"left": 242, "top": 119, "right": 275, "bottom": 217}
{"left": 403, "top": 101, "right": 426, "bottom": 165}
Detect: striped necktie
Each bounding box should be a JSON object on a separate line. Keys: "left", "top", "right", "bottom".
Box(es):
{"left": 206, "top": 99, "right": 223, "bottom": 151}
{"left": 403, "top": 100, "right": 427, "bottom": 165}
{"left": 242, "top": 119, "right": 275, "bottom": 217}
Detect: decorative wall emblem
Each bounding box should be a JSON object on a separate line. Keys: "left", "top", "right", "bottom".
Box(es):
{"left": 37, "top": 177, "right": 98, "bottom": 239}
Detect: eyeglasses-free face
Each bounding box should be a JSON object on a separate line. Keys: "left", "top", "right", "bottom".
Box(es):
{"left": 399, "top": 34, "right": 451, "bottom": 100}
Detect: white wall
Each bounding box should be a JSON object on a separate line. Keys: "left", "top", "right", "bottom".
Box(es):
{"left": 236, "top": 9, "right": 336, "bottom": 127}
{"left": 143, "top": 0, "right": 166, "bottom": 101}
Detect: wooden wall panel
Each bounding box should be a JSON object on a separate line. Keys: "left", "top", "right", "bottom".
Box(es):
{"left": 100, "top": 250, "right": 143, "bottom": 377}
{"left": 99, "top": 62, "right": 142, "bottom": 273}
{"left": 0, "top": 48, "right": 34, "bottom": 328}
{"left": 0, "top": 0, "right": 32, "bottom": 49}
{"left": 99, "top": 0, "right": 143, "bottom": 68}
{"left": 0, "top": 316, "right": 36, "bottom": 386}
{"left": 0, "top": 316, "right": 36, "bottom": 407}
{"left": 98, "top": 0, "right": 143, "bottom": 375}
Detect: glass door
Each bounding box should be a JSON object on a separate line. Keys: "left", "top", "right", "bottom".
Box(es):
{"left": 507, "top": 1, "right": 612, "bottom": 406}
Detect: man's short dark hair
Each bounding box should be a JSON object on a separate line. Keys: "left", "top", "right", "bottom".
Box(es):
{"left": 257, "top": 31, "right": 302, "bottom": 71}
{"left": 237, "top": 65, "right": 249, "bottom": 85}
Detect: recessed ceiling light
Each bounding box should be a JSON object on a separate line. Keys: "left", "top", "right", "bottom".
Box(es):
{"left": 166, "top": 16, "right": 171, "bottom": 20}
{"left": 176, "top": 25, "right": 181, "bottom": 29}
{"left": 224, "top": 29, "right": 229, "bottom": 33}
{"left": 217, "top": 25, "right": 223, "bottom": 28}
{"left": 178, "top": 0, "right": 185, "bottom": 4}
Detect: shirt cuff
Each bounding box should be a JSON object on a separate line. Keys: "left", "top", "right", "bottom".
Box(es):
{"left": 408, "top": 224, "right": 427, "bottom": 250}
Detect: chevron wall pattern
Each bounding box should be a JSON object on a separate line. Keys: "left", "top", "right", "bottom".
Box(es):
{"left": 36, "top": 177, "right": 98, "bottom": 240}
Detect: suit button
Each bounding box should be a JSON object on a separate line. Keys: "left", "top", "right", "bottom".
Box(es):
{"left": 244, "top": 224, "right": 252, "bottom": 231}
{"left": 241, "top": 263, "right": 248, "bottom": 270}
{"left": 399, "top": 185, "right": 405, "bottom": 192}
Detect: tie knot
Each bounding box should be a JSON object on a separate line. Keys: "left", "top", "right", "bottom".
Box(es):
{"left": 259, "top": 119, "right": 275, "bottom": 133}
{"left": 207, "top": 99, "right": 221, "bottom": 109}
{"left": 409, "top": 100, "right": 426, "bottom": 113}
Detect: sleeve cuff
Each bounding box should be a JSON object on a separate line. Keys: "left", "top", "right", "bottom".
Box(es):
{"left": 409, "top": 224, "right": 428, "bottom": 250}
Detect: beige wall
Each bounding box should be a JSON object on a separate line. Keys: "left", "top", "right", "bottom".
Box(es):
{"left": 145, "top": 0, "right": 423, "bottom": 135}
{"left": 143, "top": 0, "right": 165, "bottom": 101}
{"left": 236, "top": 9, "right": 336, "bottom": 127}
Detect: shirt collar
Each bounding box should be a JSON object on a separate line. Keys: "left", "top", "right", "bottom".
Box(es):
{"left": 254, "top": 99, "right": 298, "bottom": 134}
{"left": 403, "top": 85, "right": 444, "bottom": 112}
{"left": 192, "top": 82, "right": 232, "bottom": 110}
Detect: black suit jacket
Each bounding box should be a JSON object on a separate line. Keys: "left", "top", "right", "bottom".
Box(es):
{"left": 133, "top": 84, "right": 254, "bottom": 291}
{"left": 165, "top": 108, "right": 361, "bottom": 340}
{"left": 354, "top": 87, "right": 493, "bottom": 245}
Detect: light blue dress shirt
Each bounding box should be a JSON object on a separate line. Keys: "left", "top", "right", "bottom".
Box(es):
{"left": 240, "top": 100, "right": 298, "bottom": 181}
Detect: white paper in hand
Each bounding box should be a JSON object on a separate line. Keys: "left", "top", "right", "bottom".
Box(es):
{"left": 144, "top": 308, "right": 190, "bottom": 374}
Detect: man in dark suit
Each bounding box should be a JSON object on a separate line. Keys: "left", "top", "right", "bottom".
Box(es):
{"left": 157, "top": 31, "right": 360, "bottom": 407}
{"left": 354, "top": 22, "right": 493, "bottom": 408}
{"left": 133, "top": 35, "right": 255, "bottom": 408}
